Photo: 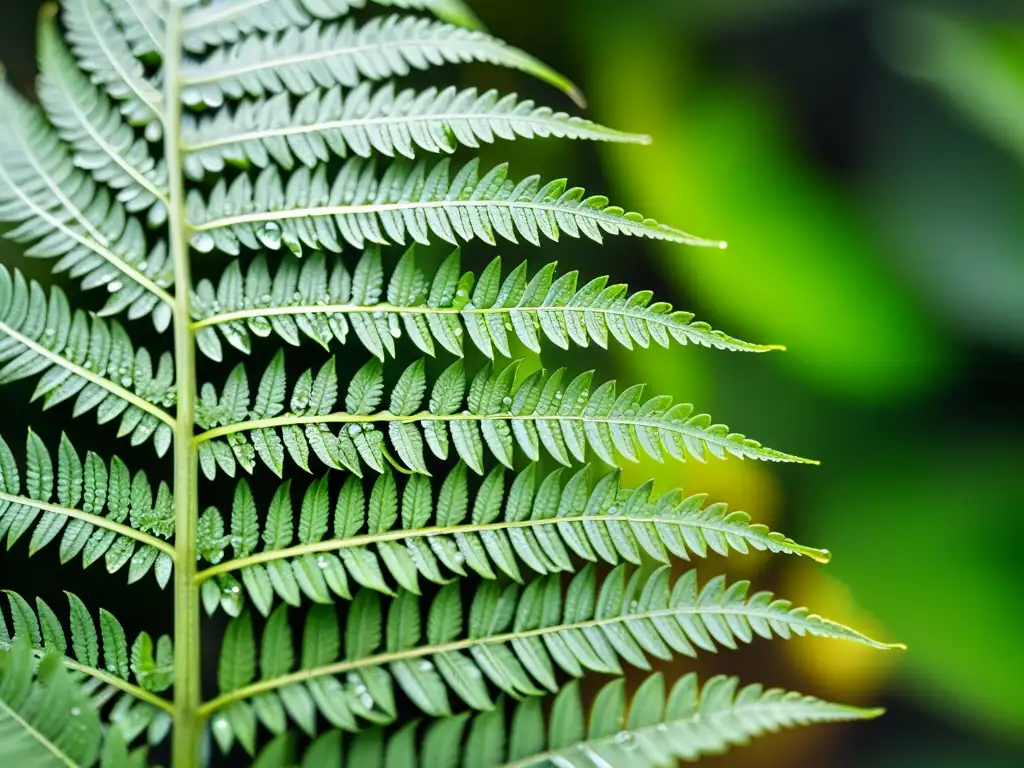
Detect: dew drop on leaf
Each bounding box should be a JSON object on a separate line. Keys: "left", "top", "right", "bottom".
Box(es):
{"left": 191, "top": 232, "right": 215, "bottom": 252}
{"left": 259, "top": 222, "right": 282, "bottom": 249}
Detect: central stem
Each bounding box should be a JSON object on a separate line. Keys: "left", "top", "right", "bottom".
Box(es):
{"left": 165, "top": 6, "right": 201, "bottom": 768}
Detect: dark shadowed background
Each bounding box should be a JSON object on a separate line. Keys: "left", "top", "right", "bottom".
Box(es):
{"left": 1, "top": 0, "right": 1022, "bottom": 765}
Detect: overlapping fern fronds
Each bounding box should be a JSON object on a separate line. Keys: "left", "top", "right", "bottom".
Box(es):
{"left": 0, "top": 0, "right": 897, "bottom": 765}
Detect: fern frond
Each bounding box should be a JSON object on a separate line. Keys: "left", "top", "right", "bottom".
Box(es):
{"left": 180, "top": 15, "right": 581, "bottom": 109}
{"left": 194, "top": 356, "right": 811, "bottom": 479}
{"left": 37, "top": 15, "right": 170, "bottom": 222}
{"left": 199, "top": 565, "right": 893, "bottom": 744}
{"left": 0, "top": 266, "right": 177, "bottom": 453}
{"left": 0, "top": 591, "right": 174, "bottom": 708}
{"left": 181, "top": 84, "right": 647, "bottom": 181}
{"left": 0, "top": 637, "right": 104, "bottom": 767}
{"left": 254, "top": 672, "right": 880, "bottom": 766}
{"left": 0, "top": 432, "right": 175, "bottom": 587}
{"left": 195, "top": 464, "right": 828, "bottom": 617}
{"left": 180, "top": 0, "right": 484, "bottom": 54}
{"left": 191, "top": 249, "right": 777, "bottom": 362}
{"left": 62, "top": 0, "right": 164, "bottom": 128}
{"left": 504, "top": 673, "right": 882, "bottom": 768}
{"left": 0, "top": 84, "right": 174, "bottom": 327}
{"left": 187, "top": 158, "right": 724, "bottom": 256}
{"left": 108, "top": 0, "right": 167, "bottom": 59}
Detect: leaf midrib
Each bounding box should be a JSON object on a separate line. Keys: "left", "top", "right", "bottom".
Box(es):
{"left": 198, "top": 602, "right": 882, "bottom": 715}
{"left": 189, "top": 300, "right": 775, "bottom": 353}
{"left": 181, "top": 24, "right": 488, "bottom": 87}
{"left": 0, "top": 696, "right": 79, "bottom": 768}
{"left": 194, "top": 511, "right": 826, "bottom": 580}
{"left": 191, "top": 198, "right": 715, "bottom": 247}
{"left": 0, "top": 490, "right": 175, "bottom": 555}
{"left": 191, "top": 408, "right": 813, "bottom": 464}
{"left": 498, "top": 697, "right": 883, "bottom": 768}
{"left": 0, "top": 161, "right": 173, "bottom": 306}
{"left": 0, "top": 319, "right": 177, "bottom": 429}
{"left": 182, "top": 108, "right": 645, "bottom": 153}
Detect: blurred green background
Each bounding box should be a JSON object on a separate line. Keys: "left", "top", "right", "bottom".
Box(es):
{"left": 1, "top": 0, "right": 1023, "bottom": 765}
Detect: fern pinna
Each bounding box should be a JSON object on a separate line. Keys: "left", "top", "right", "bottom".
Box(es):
{"left": 0, "top": 1, "right": 900, "bottom": 766}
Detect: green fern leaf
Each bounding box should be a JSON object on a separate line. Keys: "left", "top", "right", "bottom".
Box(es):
{"left": 187, "top": 158, "right": 724, "bottom": 255}
{"left": 37, "top": 15, "right": 170, "bottom": 221}
{"left": 181, "top": 84, "right": 647, "bottom": 180}
{"left": 191, "top": 249, "right": 777, "bottom": 362}
{"left": 0, "top": 432, "right": 174, "bottom": 586}
{"left": 180, "top": 15, "right": 579, "bottom": 108}
{"left": 0, "top": 637, "right": 103, "bottom": 767}
{"left": 62, "top": 0, "right": 164, "bottom": 127}
{"left": 200, "top": 565, "right": 893, "bottom": 742}
{"left": 500, "top": 673, "right": 882, "bottom": 767}
{"left": 263, "top": 675, "right": 858, "bottom": 768}
{"left": 180, "top": 0, "right": 484, "bottom": 54}
{"left": 195, "top": 464, "right": 828, "bottom": 616}
{"left": 0, "top": 3, "right": 895, "bottom": 762}
{"left": 0, "top": 85, "right": 173, "bottom": 327}
{"left": 0, "top": 590, "right": 174, "bottom": 704}
{"left": 0, "top": 267, "right": 176, "bottom": 453}
{"left": 194, "top": 356, "right": 810, "bottom": 479}
{"left": 108, "top": 0, "right": 167, "bottom": 59}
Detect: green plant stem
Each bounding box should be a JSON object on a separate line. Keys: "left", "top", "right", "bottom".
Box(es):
{"left": 165, "top": 6, "right": 201, "bottom": 768}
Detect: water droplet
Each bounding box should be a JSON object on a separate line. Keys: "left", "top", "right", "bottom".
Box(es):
{"left": 608, "top": 506, "right": 617, "bottom": 515}
{"left": 260, "top": 294, "right": 272, "bottom": 305}
{"left": 555, "top": 391, "right": 563, "bottom": 400}
{"left": 120, "top": 376, "right": 133, "bottom": 387}
{"left": 259, "top": 222, "right": 282, "bottom": 249}
{"left": 418, "top": 660, "right": 434, "bottom": 672}
{"left": 453, "top": 327, "right": 463, "bottom": 337}
{"left": 316, "top": 555, "right": 329, "bottom": 569}
{"left": 292, "top": 291, "right": 302, "bottom": 302}
{"left": 359, "top": 692, "right": 374, "bottom": 708}
{"left": 43, "top": 328, "right": 55, "bottom": 338}
{"left": 213, "top": 718, "right": 230, "bottom": 730}
{"left": 83, "top": 361, "right": 92, "bottom": 370}
{"left": 107, "top": 281, "right": 123, "bottom": 293}
{"left": 70, "top": 707, "right": 81, "bottom": 716}
{"left": 502, "top": 396, "right": 512, "bottom": 407}
{"left": 615, "top": 732, "right": 637, "bottom": 750}
{"left": 348, "top": 424, "right": 362, "bottom": 436}
{"left": 452, "top": 552, "right": 465, "bottom": 566}
{"left": 192, "top": 232, "right": 215, "bottom": 252}
{"left": 138, "top": 261, "right": 148, "bottom": 271}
